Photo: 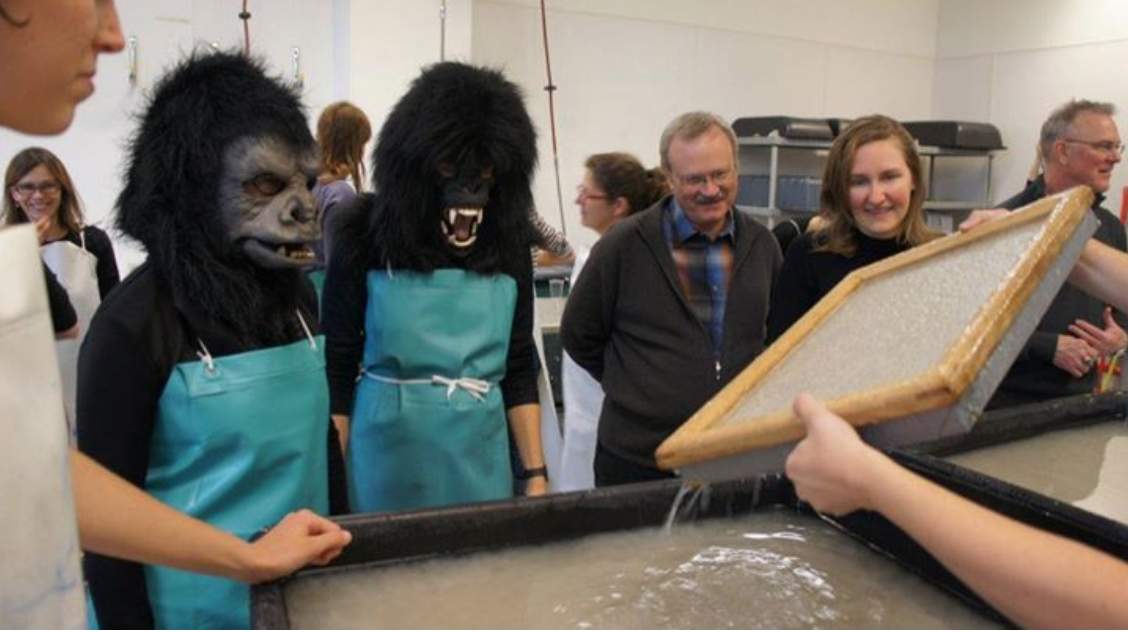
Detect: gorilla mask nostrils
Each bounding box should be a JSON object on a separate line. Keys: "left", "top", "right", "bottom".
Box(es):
{"left": 222, "top": 136, "right": 322, "bottom": 269}
{"left": 440, "top": 165, "right": 494, "bottom": 249}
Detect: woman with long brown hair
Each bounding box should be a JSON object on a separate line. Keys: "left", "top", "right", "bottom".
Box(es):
{"left": 4, "top": 146, "right": 119, "bottom": 432}
{"left": 312, "top": 101, "right": 371, "bottom": 269}
{"left": 4, "top": 147, "right": 119, "bottom": 297}
{"left": 766, "top": 115, "right": 941, "bottom": 343}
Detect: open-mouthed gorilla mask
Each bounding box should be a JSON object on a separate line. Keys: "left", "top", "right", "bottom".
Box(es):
{"left": 220, "top": 135, "right": 322, "bottom": 269}
{"left": 439, "top": 162, "right": 495, "bottom": 249}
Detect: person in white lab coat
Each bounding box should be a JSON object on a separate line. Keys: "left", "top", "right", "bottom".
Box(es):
{"left": 558, "top": 152, "right": 669, "bottom": 491}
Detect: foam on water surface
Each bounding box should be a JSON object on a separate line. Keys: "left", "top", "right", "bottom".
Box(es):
{"left": 285, "top": 509, "right": 999, "bottom": 629}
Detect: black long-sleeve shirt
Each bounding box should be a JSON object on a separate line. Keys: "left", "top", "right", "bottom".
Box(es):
{"left": 766, "top": 229, "right": 908, "bottom": 344}
{"left": 43, "top": 264, "right": 76, "bottom": 332}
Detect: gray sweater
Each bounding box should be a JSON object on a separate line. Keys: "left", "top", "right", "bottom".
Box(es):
{"left": 561, "top": 198, "right": 781, "bottom": 467}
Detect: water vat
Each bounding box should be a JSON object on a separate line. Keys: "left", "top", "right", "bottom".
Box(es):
{"left": 284, "top": 510, "right": 997, "bottom": 629}
{"left": 254, "top": 394, "right": 1128, "bottom": 628}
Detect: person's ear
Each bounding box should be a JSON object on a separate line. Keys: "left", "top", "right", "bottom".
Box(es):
{"left": 611, "top": 197, "right": 630, "bottom": 219}
{"left": 1053, "top": 139, "right": 1070, "bottom": 165}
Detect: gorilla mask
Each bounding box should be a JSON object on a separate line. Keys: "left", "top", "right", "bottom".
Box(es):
{"left": 219, "top": 135, "right": 321, "bottom": 268}
{"left": 340, "top": 62, "right": 537, "bottom": 274}
{"left": 116, "top": 51, "right": 318, "bottom": 344}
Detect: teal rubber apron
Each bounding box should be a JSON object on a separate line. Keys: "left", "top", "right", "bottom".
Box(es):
{"left": 348, "top": 268, "right": 516, "bottom": 513}
{"left": 144, "top": 311, "right": 329, "bottom": 629}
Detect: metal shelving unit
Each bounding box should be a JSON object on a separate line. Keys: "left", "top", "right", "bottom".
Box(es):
{"left": 918, "top": 145, "right": 997, "bottom": 232}
{"left": 736, "top": 135, "right": 829, "bottom": 225}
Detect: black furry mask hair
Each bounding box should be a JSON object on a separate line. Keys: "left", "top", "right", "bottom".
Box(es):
{"left": 344, "top": 61, "right": 538, "bottom": 274}
{"left": 116, "top": 51, "right": 316, "bottom": 345}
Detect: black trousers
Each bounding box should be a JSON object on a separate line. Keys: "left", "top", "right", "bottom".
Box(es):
{"left": 594, "top": 443, "right": 676, "bottom": 488}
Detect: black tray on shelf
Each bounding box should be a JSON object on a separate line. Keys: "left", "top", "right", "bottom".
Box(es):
{"left": 903, "top": 120, "right": 1005, "bottom": 150}
{"left": 733, "top": 116, "right": 833, "bottom": 141}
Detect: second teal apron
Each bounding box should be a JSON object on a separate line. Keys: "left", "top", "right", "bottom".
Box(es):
{"left": 144, "top": 320, "right": 330, "bottom": 629}
{"left": 348, "top": 268, "right": 516, "bottom": 513}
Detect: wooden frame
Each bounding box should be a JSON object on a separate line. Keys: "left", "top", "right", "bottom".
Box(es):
{"left": 656, "top": 187, "right": 1096, "bottom": 477}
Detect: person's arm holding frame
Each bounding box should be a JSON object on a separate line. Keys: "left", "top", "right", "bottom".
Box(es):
{"left": 785, "top": 393, "right": 1128, "bottom": 629}
{"left": 1069, "top": 239, "right": 1128, "bottom": 315}
{"left": 962, "top": 209, "right": 1128, "bottom": 315}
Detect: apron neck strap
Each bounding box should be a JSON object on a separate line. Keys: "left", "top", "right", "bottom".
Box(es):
{"left": 295, "top": 309, "right": 317, "bottom": 350}
{"left": 194, "top": 309, "right": 316, "bottom": 367}
{"left": 196, "top": 339, "right": 216, "bottom": 373}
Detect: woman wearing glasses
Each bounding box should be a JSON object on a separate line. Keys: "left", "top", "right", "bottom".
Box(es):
{"left": 4, "top": 146, "right": 119, "bottom": 434}
{"left": 558, "top": 152, "right": 668, "bottom": 491}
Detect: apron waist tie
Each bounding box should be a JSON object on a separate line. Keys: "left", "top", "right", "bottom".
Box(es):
{"left": 363, "top": 370, "right": 493, "bottom": 402}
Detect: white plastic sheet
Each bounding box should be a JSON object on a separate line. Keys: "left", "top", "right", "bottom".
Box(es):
{"left": 0, "top": 225, "right": 84, "bottom": 629}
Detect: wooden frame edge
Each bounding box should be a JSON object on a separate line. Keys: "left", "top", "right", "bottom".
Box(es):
{"left": 656, "top": 187, "right": 1094, "bottom": 471}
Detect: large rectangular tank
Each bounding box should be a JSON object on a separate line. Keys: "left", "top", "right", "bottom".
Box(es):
{"left": 252, "top": 394, "right": 1128, "bottom": 629}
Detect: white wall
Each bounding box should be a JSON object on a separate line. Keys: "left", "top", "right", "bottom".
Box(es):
{"left": 472, "top": 0, "right": 939, "bottom": 250}
{"left": 934, "top": 0, "right": 1128, "bottom": 210}
{"left": 0, "top": 0, "right": 480, "bottom": 273}
{"left": 346, "top": 0, "right": 472, "bottom": 150}
{"left": 11, "top": 0, "right": 1127, "bottom": 269}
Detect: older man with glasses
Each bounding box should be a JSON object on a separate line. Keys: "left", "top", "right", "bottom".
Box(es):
{"left": 989, "top": 99, "right": 1128, "bottom": 409}
{"left": 561, "top": 111, "right": 781, "bottom": 486}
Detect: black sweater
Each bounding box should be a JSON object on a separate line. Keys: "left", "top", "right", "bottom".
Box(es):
{"left": 766, "top": 229, "right": 909, "bottom": 344}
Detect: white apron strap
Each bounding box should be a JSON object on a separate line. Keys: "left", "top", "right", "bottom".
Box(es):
{"left": 362, "top": 370, "right": 492, "bottom": 402}
{"left": 295, "top": 309, "right": 317, "bottom": 350}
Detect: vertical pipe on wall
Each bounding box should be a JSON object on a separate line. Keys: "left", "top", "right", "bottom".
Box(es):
{"left": 538, "top": 0, "right": 567, "bottom": 238}
{"left": 439, "top": 0, "right": 448, "bottom": 62}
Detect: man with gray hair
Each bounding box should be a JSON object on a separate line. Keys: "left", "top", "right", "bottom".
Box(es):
{"left": 990, "top": 99, "right": 1128, "bottom": 408}
{"left": 561, "top": 111, "right": 781, "bottom": 486}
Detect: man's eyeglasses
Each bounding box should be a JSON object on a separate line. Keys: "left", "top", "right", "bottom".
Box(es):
{"left": 674, "top": 169, "right": 733, "bottom": 189}
{"left": 1061, "top": 138, "right": 1126, "bottom": 157}
{"left": 576, "top": 186, "right": 608, "bottom": 202}
{"left": 11, "top": 181, "right": 61, "bottom": 197}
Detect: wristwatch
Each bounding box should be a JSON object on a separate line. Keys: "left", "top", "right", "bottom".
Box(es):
{"left": 520, "top": 466, "right": 549, "bottom": 480}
